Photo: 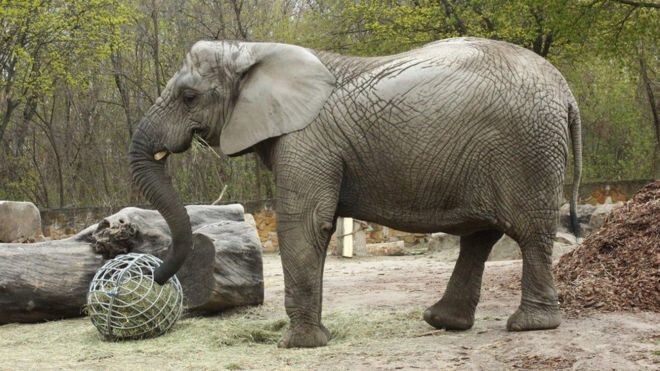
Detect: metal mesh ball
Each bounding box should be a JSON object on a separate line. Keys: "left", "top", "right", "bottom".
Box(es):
{"left": 86, "top": 253, "right": 184, "bottom": 340}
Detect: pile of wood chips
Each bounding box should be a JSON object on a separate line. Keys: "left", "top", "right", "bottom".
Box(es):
{"left": 555, "top": 180, "right": 659, "bottom": 314}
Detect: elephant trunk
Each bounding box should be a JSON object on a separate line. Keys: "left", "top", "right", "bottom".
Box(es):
{"left": 128, "top": 120, "right": 192, "bottom": 285}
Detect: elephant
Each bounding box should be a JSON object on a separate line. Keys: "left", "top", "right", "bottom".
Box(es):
{"left": 129, "top": 37, "right": 582, "bottom": 348}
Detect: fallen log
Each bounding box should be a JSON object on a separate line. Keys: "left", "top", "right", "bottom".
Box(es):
{"left": 0, "top": 204, "right": 264, "bottom": 325}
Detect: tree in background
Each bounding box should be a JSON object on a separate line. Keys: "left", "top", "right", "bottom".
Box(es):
{"left": 547, "top": 0, "right": 658, "bottom": 180}
{"left": 0, "top": 0, "right": 129, "bottom": 207}
{"left": 295, "top": 0, "right": 658, "bottom": 180}
{"left": 0, "top": 0, "right": 657, "bottom": 209}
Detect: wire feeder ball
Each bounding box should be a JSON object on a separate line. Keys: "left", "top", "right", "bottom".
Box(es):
{"left": 87, "top": 253, "right": 184, "bottom": 340}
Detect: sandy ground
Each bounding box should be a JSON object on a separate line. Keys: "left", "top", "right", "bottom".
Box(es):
{"left": 0, "top": 254, "right": 657, "bottom": 370}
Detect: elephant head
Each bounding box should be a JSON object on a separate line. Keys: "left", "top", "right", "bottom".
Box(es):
{"left": 129, "top": 41, "right": 335, "bottom": 284}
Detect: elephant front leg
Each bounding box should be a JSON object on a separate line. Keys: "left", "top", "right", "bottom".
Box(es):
{"left": 276, "top": 199, "right": 337, "bottom": 348}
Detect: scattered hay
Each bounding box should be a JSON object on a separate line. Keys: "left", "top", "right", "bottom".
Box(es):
{"left": 555, "top": 181, "right": 660, "bottom": 314}
{"left": 212, "top": 318, "right": 287, "bottom": 346}
{"left": 208, "top": 309, "right": 424, "bottom": 346}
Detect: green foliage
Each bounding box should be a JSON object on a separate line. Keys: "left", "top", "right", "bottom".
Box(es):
{"left": 0, "top": 0, "right": 657, "bottom": 208}
{"left": 0, "top": 152, "right": 39, "bottom": 201}
{"left": 295, "top": 1, "right": 569, "bottom": 56}
{"left": 0, "top": 0, "right": 129, "bottom": 98}
{"left": 564, "top": 58, "right": 655, "bottom": 180}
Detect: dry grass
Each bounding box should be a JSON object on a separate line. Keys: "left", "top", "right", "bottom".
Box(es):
{"left": 0, "top": 304, "right": 428, "bottom": 370}
{"left": 2, "top": 255, "right": 657, "bottom": 369}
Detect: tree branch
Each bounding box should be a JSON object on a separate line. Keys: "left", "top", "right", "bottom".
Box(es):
{"left": 610, "top": 0, "right": 660, "bottom": 9}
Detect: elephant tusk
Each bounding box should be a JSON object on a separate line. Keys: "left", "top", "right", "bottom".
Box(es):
{"left": 154, "top": 151, "right": 169, "bottom": 161}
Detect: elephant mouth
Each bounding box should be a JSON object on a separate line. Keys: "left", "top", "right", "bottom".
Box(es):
{"left": 153, "top": 125, "right": 209, "bottom": 161}
{"left": 193, "top": 126, "right": 211, "bottom": 143}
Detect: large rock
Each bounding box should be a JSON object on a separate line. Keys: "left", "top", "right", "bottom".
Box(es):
{"left": 588, "top": 202, "right": 624, "bottom": 231}
{"left": 562, "top": 203, "right": 597, "bottom": 225}
{"left": 559, "top": 203, "right": 596, "bottom": 235}
{"left": 490, "top": 235, "right": 522, "bottom": 260}
{"left": 426, "top": 233, "right": 521, "bottom": 261}
{"left": 0, "top": 201, "right": 44, "bottom": 242}
{"left": 555, "top": 231, "right": 577, "bottom": 245}
{"left": 0, "top": 204, "right": 264, "bottom": 324}
{"left": 426, "top": 233, "right": 460, "bottom": 261}
{"left": 243, "top": 213, "right": 257, "bottom": 229}
{"left": 558, "top": 202, "right": 625, "bottom": 236}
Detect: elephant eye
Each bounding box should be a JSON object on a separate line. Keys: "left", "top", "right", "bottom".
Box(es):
{"left": 182, "top": 90, "right": 198, "bottom": 107}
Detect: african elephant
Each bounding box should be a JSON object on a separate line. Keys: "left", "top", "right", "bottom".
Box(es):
{"left": 129, "top": 37, "right": 582, "bottom": 348}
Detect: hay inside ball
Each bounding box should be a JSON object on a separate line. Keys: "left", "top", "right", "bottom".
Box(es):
{"left": 87, "top": 253, "right": 184, "bottom": 340}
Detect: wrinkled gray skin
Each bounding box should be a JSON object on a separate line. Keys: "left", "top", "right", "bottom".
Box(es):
{"left": 129, "top": 37, "right": 582, "bottom": 348}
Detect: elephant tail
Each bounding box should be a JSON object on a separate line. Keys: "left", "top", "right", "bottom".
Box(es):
{"left": 568, "top": 101, "right": 583, "bottom": 239}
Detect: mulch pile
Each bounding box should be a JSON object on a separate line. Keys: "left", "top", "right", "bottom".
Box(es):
{"left": 555, "top": 180, "right": 659, "bottom": 314}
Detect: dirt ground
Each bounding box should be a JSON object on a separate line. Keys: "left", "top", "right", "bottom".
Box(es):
{"left": 0, "top": 254, "right": 657, "bottom": 370}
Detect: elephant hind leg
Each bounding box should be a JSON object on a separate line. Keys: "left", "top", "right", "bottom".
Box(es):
{"left": 424, "top": 229, "right": 503, "bottom": 330}
{"left": 507, "top": 231, "right": 561, "bottom": 331}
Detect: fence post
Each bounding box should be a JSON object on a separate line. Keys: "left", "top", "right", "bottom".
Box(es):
{"left": 336, "top": 217, "right": 354, "bottom": 257}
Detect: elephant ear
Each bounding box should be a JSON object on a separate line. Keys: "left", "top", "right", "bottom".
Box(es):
{"left": 220, "top": 43, "right": 336, "bottom": 155}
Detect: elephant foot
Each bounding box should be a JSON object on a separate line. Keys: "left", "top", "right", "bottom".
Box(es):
{"left": 277, "top": 323, "right": 330, "bottom": 348}
{"left": 423, "top": 300, "right": 475, "bottom": 331}
{"left": 506, "top": 302, "right": 561, "bottom": 331}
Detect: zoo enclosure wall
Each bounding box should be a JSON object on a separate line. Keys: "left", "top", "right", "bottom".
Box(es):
{"left": 39, "top": 180, "right": 652, "bottom": 234}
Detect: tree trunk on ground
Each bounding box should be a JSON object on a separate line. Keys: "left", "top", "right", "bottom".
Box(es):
{"left": 0, "top": 204, "right": 264, "bottom": 325}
